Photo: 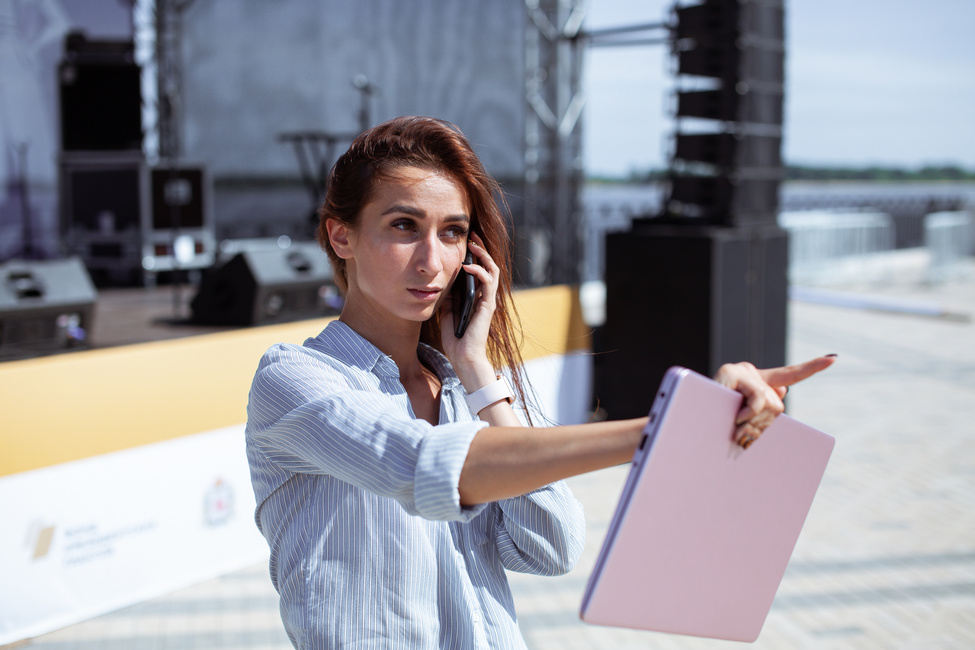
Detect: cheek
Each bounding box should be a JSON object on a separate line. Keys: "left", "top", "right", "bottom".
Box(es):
{"left": 361, "top": 244, "right": 409, "bottom": 281}
{"left": 449, "top": 243, "right": 467, "bottom": 270}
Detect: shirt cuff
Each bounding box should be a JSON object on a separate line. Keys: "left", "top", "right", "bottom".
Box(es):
{"left": 413, "top": 420, "right": 489, "bottom": 522}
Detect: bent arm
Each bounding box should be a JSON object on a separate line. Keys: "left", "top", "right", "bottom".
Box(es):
{"left": 247, "top": 343, "right": 488, "bottom": 521}
{"left": 495, "top": 480, "right": 586, "bottom": 575}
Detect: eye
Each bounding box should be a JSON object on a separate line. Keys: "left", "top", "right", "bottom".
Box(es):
{"left": 442, "top": 224, "right": 469, "bottom": 240}
{"left": 391, "top": 219, "right": 416, "bottom": 232}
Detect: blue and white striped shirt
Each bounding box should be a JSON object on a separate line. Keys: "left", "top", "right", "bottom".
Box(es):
{"left": 245, "top": 320, "right": 586, "bottom": 649}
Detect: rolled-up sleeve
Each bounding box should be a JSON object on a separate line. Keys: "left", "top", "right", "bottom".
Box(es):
{"left": 246, "top": 343, "right": 488, "bottom": 522}
{"left": 494, "top": 480, "right": 586, "bottom": 576}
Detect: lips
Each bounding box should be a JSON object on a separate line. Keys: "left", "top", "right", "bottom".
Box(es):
{"left": 408, "top": 287, "right": 442, "bottom": 301}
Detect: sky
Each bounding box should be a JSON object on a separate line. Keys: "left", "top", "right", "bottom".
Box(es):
{"left": 582, "top": 0, "right": 975, "bottom": 177}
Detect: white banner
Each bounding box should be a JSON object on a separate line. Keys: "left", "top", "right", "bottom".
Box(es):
{"left": 522, "top": 352, "right": 593, "bottom": 426}
{"left": 0, "top": 424, "right": 268, "bottom": 645}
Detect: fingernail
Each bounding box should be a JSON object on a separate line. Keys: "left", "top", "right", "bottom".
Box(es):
{"left": 825, "top": 353, "right": 838, "bottom": 358}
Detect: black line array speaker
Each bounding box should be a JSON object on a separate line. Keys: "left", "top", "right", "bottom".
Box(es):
{"left": 191, "top": 243, "right": 339, "bottom": 326}
{"left": 665, "top": 0, "right": 786, "bottom": 226}
{"left": 597, "top": 1, "right": 791, "bottom": 419}
{"left": 594, "top": 222, "right": 788, "bottom": 420}
{"left": 0, "top": 257, "right": 97, "bottom": 360}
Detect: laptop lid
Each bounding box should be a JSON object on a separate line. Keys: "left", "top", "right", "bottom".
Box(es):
{"left": 580, "top": 366, "right": 834, "bottom": 642}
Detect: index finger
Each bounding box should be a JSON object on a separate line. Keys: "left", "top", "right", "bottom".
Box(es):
{"left": 759, "top": 355, "right": 836, "bottom": 389}
{"left": 467, "top": 234, "right": 498, "bottom": 271}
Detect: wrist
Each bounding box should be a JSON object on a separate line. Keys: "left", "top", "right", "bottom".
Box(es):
{"left": 454, "top": 358, "right": 499, "bottom": 393}
{"left": 465, "top": 375, "right": 515, "bottom": 414}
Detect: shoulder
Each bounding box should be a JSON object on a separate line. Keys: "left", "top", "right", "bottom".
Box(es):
{"left": 247, "top": 338, "right": 390, "bottom": 433}
{"left": 254, "top": 341, "right": 369, "bottom": 393}
{"left": 251, "top": 325, "right": 376, "bottom": 400}
{"left": 257, "top": 321, "right": 378, "bottom": 377}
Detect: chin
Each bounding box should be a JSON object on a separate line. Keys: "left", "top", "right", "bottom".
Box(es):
{"left": 395, "top": 306, "right": 438, "bottom": 325}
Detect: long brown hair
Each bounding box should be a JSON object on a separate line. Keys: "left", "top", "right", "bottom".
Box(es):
{"left": 316, "top": 116, "right": 532, "bottom": 416}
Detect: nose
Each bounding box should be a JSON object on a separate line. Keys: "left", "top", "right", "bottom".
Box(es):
{"left": 414, "top": 231, "right": 444, "bottom": 276}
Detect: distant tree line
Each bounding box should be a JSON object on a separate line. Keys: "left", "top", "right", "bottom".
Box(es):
{"left": 784, "top": 165, "right": 975, "bottom": 182}
{"left": 594, "top": 164, "right": 975, "bottom": 184}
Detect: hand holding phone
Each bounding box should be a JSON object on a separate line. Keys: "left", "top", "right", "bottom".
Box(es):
{"left": 452, "top": 249, "right": 477, "bottom": 338}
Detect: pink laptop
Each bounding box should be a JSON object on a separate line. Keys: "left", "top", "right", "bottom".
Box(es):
{"left": 580, "top": 366, "right": 834, "bottom": 642}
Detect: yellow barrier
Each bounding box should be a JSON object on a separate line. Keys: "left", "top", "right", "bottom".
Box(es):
{"left": 0, "top": 285, "right": 589, "bottom": 477}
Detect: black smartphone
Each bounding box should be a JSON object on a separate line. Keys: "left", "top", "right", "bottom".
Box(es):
{"left": 452, "top": 249, "right": 477, "bottom": 338}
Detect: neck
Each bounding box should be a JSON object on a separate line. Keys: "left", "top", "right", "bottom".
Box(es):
{"left": 338, "top": 296, "right": 427, "bottom": 379}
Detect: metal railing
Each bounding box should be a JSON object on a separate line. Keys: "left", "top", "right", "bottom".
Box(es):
{"left": 778, "top": 210, "right": 896, "bottom": 285}
{"left": 926, "top": 211, "right": 975, "bottom": 283}
{"left": 580, "top": 187, "right": 972, "bottom": 286}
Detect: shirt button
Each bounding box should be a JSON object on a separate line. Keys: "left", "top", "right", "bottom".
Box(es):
{"left": 473, "top": 614, "right": 481, "bottom": 623}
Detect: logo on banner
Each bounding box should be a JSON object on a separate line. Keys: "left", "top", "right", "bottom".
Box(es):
{"left": 26, "top": 521, "right": 56, "bottom": 561}
{"left": 204, "top": 478, "right": 234, "bottom": 526}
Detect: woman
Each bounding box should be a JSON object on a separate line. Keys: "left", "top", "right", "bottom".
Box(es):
{"left": 245, "top": 116, "right": 833, "bottom": 649}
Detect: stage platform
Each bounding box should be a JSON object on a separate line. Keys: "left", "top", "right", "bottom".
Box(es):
{"left": 89, "top": 285, "right": 234, "bottom": 349}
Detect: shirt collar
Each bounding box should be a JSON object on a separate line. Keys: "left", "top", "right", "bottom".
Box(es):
{"left": 417, "top": 343, "right": 461, "bottom": 392}
{"left": 307, "top": 320, "right": 460, "bottom": 390}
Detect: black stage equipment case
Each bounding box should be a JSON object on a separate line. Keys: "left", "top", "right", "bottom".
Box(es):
{"left": 58, "top": 153, "right": 216, "bottom": 284}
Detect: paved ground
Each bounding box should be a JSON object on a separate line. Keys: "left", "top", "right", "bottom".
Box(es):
{"left": 8, "top": 252, "right": 974, "bottom": 649}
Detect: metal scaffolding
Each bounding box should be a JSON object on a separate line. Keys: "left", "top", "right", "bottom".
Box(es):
{"left": 155, "top": 0, "right": 196, "bottom": 164}
{"left": 522, "top": 2, "right": 671, "bottom": 286}
{"left": 522, "top": 0, "right": 586, "bottom": 286}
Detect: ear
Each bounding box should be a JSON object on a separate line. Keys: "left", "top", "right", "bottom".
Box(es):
{"left": 325, "top": 218, "right": 355, "bottom": 259}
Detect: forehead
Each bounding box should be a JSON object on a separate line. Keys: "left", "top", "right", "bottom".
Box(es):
{"left": 366, "top": 166, "right": 469, "bottom": 208}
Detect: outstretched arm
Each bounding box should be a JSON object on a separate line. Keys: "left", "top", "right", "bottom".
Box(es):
{"left": 458, "top": 356, "right": 836, "bottom": 506}
{"left": 458, "top": 417, "right": 645, "bottom": 505}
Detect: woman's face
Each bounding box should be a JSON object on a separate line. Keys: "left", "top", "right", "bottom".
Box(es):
{"left": 329, "top": 166, "right": 471, "bottom": 328}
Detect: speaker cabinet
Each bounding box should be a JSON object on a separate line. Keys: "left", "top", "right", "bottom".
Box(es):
{"left": 594, "top": 222, "right": 788, "bottom": 420}
{"left": 0, "top": 258, "right": 97, "bottom": 360}
{"left": 191, "top": 242, "right": 339, "bottom": 326}
{"left": 59, "top": 33, "right": 142, "bottom": 152}
{"left": 59, "top": 60, "right": 142, "bottom": 152}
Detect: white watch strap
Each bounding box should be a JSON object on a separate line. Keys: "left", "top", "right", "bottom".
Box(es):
{"left": 465, "top": 376, "right": 515, "bottom": 414}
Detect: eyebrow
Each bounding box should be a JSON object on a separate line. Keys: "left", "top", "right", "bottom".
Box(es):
{"left": 382, "top": 204, "right": 470, "bottom": 223}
